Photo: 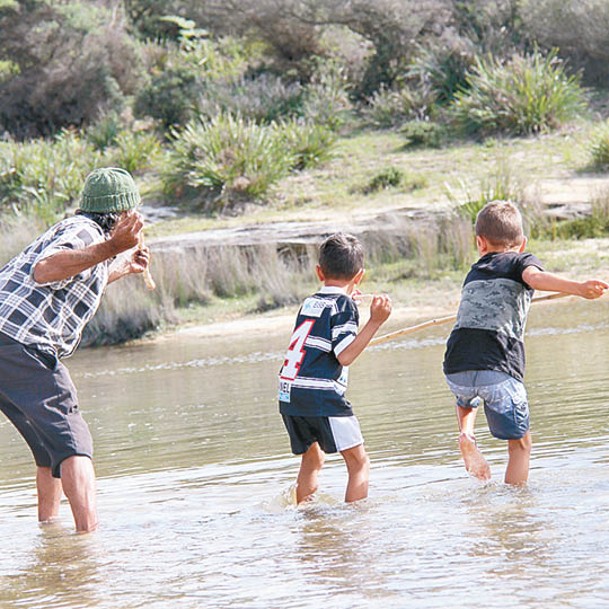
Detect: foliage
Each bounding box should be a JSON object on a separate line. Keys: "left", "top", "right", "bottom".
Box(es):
{"left": 134, "top": 64, "right": 203, "bottom": 129}
{"left": 400, "top": 120, "right": 445, "bottom": 148}
{"left": 279, "top": 121, "right": 337, "bottom": 171}
{"left": 408, "top": 32, "right": 478, "bottom": 106}
{"left": 0, "top": 1, "right": 143, "bottom": 139}
{"left": 103, "top": 130, "right": 163, "bottom": 174}
{"left": 0, "top": 131, "right": 99, "bottom": 223}
{"left": 364, "top": 167, "right": 404, "bottom": 193}
{"left": 164, "top": 114, "right": 295, "bottom": 212}
{"left": 447, "top": 161, "right": 525, "bottom": 222}
{"left": 360, "top": 87, "right": 421, "bottom": 128}
{"left": 520, "top": 0, "right": 609, "bottom": 86}
{"left": 198, "top": 74, "right": 304, "bottom": 124}
{"left": 300, "top": 60, "right": 352, "bottom": 131}
{"left": 589, "top": 122, "right": 609, "bottom": 171}
{"left": 536, "top": 191, "right": 609, "bottom": 240}
{"left": 451, "top": 49, "right": 586, "bottom": 137}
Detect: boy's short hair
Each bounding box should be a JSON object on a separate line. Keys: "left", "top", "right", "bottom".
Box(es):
{"left": 475, "top": 200, "right": 524, "bottom": 247}
{"left": 318, "top": 232, "right": 364, "bottom": 280}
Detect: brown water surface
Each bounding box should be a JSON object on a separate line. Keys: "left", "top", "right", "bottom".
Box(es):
{"left": 1, "top": 299, "right": 609, "bottom": 608}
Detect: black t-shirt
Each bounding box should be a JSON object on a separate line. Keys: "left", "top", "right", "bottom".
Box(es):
{"left": 443, "top": 251, "right": 543, "bottom": 381}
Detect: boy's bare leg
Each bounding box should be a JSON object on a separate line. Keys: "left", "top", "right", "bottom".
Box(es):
{"left": 36, "top": 466, "right": 62, "bottom": 523}
{"left": 341, "top": 444, "right": 370, "bottom": 503}
{"left": 505, "top": 432, "right": 532, "bottom": 486}
{"left": 60, "top": 456, "right": 98, "bottom": 533}
{"left": 456, "top": 405, "right": 491, "bottom": 481}
{"left": 296, "top": 443, "right": 325, "bottom": 503}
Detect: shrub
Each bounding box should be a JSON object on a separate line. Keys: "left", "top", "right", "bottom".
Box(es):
{"left": 165, "top": 114, "right": 295, "bottom": 212}
{"left": 451, "top": 49, "right": 586, "bottom": 137}
{"left": 360, "top": 86, "right": 424, "bottom": 128}
{"left": 0, "top": 2, "right": 142, "bottom": 139}
{"left": 400, "top": 120, "right": 445, "bottom": 148}
{"left": 408, "top": 33, "right": 477, "bottom": 105}
{"left": 103, "top": 130, "right": 162, "bottom": 174}
{"left": 134, "top": 64, "right": 203, "bottom": 129}
{"left": 279, "top": 121, "right": 336, "bottom": 171}
{"left": 86, "top": 112, "right": 122, "bottom": 151}
{"left": 447, "top": 162, "right": 525, "bottom": 223}
{"left": 300, "top": 61, "right": 352, "bottom": 131}
{"left": 589, "top": 122, "right": 609, "bottom": 171}
{"left": 198, "top": 73, "right": 304, "bottom": 123}
{"left": 364, "top": 167, "right": 404, "bottom": 193}
{"left": 0, "top": 130, "right": 100, "bottom": 222}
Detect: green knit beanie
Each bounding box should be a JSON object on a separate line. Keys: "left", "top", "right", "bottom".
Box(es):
{"left": 80, "top": 167, "right": 141, "bottom": 213}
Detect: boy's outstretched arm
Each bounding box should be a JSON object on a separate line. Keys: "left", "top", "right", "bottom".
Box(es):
{"left": 522, "top": 266, "right": 609, "bottom": 299}
{"left": 337, "top": 294, "right": 392, "bottom": 366}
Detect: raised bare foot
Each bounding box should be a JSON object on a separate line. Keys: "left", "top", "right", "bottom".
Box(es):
{"left": 459, "top": 433, "right": 491, "bottom": 481}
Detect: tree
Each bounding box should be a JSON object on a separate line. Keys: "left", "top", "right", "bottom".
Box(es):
{"left": 0, "top": 0, "right": 143, "bottom": 139}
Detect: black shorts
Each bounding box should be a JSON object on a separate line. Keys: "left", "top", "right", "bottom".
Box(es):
{"left": 0, "top": 333, "right": 93, "bottom": 478}
{"left": 281, "top": 414, "right": 364, "bottom": 455}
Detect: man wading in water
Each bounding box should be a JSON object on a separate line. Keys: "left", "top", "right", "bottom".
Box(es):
{"left": 0, "top": 167, "right": 150, "bottom": 532}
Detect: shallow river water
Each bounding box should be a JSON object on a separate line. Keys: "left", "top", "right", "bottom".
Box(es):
{"left": 1, "top": 299, "right": 609, "bottom": 608}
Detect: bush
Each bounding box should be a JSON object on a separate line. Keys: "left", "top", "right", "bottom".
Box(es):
{"left": 408, "top": 33, "right": 477, "bottom": 106}
{"left": 198, "top": 73, "right": 304, "bottom": 123}
{"left": 165, "top": 114, "right": 295, "bottom": 213}
{"left": 0, "top": 2, "right": 143, "bottom": 139}
{"left": 589, "top": 122, "right": 609, "bottom": 171}
{"left": 103, "top": 130, "right": 163, "bottom": 174}
{"left": 0, "top": 130, "right": 99, "bottom": 223}
{"left": 365, "top": 167, "right": 404, "bottom": 192}
{"left": 360, "top": 86, "right": 422, "bottom": 128}
{"left": 300, "top": 61, "right": 352, "bottom": 131}
{"left": 134, "top": 64, "right": 203, "bottom": 129}
{"left": 400, "top": 120, "right": 445, "bottom": 148}
{"left": 451, "top": 49, "right": 586, "bottom": 137}
{"left": 279, "top": 121, "right": 336, "bottom": 171}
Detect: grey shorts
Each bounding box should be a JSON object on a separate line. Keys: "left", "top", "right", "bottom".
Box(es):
{"left": 445, "top": 370, "right": 530, "bottom": 440}
{"left": 0, "top": 333, "right": 93, "bottom": 478}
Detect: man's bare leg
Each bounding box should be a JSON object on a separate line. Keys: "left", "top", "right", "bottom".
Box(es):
{"left": 60, "top": 456, "right": 98, "bottom": 533}
{"left": 341, "top": 444, "right": 370, "bottom": 503}
{"left": 296, "top": 443, "right": 325, "bottom": 503}
{"left": 505, "top": 432, "right": 532, "bottom": 486}
{"left": 456, "top": 405, "right": 491, "bottom": 481}
{"left": 36, "top": 466, "right": 62, "bottom": 523}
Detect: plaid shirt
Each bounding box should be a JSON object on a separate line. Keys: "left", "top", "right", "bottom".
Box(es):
{"left": 0, "top": 215, "right": 110, "bottom": 358}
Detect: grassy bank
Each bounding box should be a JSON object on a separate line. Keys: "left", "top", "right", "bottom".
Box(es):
{"left": 2, "top": 116, "right": 609, "bottom": 347}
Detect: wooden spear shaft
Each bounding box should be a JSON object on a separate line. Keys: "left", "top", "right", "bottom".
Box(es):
{"left": 369, "top": 292, "right": 569, "bottom": 347}
{"left": 138, "top": 232, "right": 156, "bottom": 291}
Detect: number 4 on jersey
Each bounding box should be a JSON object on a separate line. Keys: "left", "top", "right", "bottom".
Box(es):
{"left": 281, "top": 319, "right": 315, "bottom": 380}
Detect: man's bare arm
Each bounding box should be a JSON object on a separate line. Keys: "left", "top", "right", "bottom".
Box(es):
{"left": 33, "top": 212, "right": 143, "bottom": 284}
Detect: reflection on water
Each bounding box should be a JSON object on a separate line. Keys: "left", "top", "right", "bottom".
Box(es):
{"left": 1, "top": 299, "right": 609, "bottom": 607}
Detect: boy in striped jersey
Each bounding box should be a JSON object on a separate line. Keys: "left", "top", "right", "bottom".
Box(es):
{"left": 279, "top": 233, "right": 391, "bottom": 504}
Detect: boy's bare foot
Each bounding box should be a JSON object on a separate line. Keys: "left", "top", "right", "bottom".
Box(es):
{"left": 459, "top": 433, "right": 491, "bottom": 481}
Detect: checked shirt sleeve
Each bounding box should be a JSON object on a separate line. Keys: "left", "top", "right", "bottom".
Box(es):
{"left": 33, "top": 220, "right": 105, "bottom": 289}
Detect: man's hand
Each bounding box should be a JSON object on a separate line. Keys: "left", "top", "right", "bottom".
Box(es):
{"left": 106, "top": 211, "right": 144, "bottom": 256}
{"left": 108, "top": 245, "right": 150, "bottom": 284}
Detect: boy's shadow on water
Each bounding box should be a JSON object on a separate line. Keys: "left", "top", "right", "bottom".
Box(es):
{"left": 0, "top": 523, "right": 102, "bottom": 608}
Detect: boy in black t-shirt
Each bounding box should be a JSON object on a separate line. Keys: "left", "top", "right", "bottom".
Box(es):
{"left": 444, "top": 201, "right": 608, "bottom": 485}
{"left": 279, "top": 233, "right": 391, "bottom": 504}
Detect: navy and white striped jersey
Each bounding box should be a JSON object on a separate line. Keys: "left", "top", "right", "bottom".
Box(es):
{"left": 279, "top": 286, "right": 359, "bottom": 417}
{"left": 443, "top": 251, "right": 543, "bottom": 381}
